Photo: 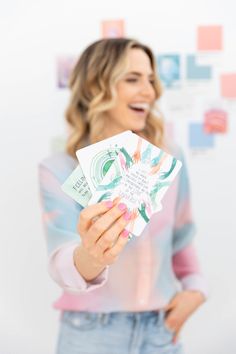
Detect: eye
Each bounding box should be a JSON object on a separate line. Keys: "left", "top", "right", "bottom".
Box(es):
{"left": 125, "top": 78, "right": 138, "bottom": 83}
{"left": 149, "top": 79, "right": 155, "bottom": 85}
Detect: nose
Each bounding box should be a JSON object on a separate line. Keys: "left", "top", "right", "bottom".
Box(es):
{"left": 140, "top": 80, "right": 155, "bottom": 101}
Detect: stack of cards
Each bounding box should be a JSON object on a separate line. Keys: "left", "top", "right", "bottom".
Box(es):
{"left": 62, "top": 131, "right": 182, "bottom": 238}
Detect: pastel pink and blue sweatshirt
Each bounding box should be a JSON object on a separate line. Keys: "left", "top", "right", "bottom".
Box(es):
{"left": 38, "top": 147, "right": 207, "bottom": 312}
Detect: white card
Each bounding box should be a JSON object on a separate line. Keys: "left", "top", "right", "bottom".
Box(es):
{"left": 61, "top": 165, "right": 91, "bottom": 207}
{"left": 76, "top": 131, "right": 132, "bottom": 195}
{"left": 61, "top": 131, "right": 132, "bottom": 206}
{"left": 89, "top": 132, "right": 182, "bottom": 237}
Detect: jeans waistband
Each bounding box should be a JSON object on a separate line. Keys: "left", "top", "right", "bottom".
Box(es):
{"left": 62, "top": 309, "right": 165, "bottom": 326}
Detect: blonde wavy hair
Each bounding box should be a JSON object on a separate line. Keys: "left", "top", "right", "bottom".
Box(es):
{"left": 65, "top": 38, "right": 165, "bottom": 157}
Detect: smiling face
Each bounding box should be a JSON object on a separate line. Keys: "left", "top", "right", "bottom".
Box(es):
{"left": 105, "top": 48, "right": 156, "bottom": 136}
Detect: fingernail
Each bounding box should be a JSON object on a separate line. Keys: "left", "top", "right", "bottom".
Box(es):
{"left": 118, "top": 203, "right": 127, "bottom": 211}
{"left": 123, "top": 211, "right": 132, "bottom": 221}
{"left": 105, "top": 201, "right": 113, "bottom": 208}
{"left": 121, "top": 229, "right": 129, "bottom": 238}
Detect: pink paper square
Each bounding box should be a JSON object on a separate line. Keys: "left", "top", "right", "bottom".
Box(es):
{"left": 204, "top": 109, "right": 227, "bottom": 133}
{"left": 221, "top": 74, "right": 236, "bottom": 98}
{"left": 197, "top": 25, "right": 223, "bottom": 51}
{"left": 57, "top": 56, "right": 77, "bottom": 88}
{"left": 101, "top": 20, "right": 125, "bottom": 38}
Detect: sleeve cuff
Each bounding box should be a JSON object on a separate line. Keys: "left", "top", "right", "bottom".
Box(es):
{"left": 180, "top": 273, "right": 209, "bottom": 300}
{"left": 48, "top": 242, "right": 108, "bottom": 294}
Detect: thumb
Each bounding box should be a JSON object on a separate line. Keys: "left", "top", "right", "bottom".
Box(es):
{"left": 173, "top": 327, "right": 181, "bottom": 344}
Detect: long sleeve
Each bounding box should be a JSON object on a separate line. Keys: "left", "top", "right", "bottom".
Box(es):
{"left": 172, "top": 149, "right": 196, "bottom": 254}
{"left": 171, "top": 149, "right": 208, "bottom": 298}
{"left": 38, "top": 159, "right": 108, "bottom": 293}
{"left": 172, "top": 244, "right": 208, "bottom": 299}
{"left": 39, "top": 163, "right": 81, "bottom": 255}
{"left": 49, "top": 241, "right": 108, "bottom": 294}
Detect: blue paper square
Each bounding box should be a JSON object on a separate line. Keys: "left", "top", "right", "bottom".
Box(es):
{"left": 157, "top": 54, "right": 181, "bottom": 88}
{"left": 186, "top": 55, "right": 212, "bottom": 80}
{"left": 189, "top": 123, "right": 215, "bottom": 148}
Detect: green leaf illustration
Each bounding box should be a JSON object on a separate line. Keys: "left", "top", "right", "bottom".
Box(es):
{"left": 97, "top": 192, "right": 112, "bottom": 202}
{"left": 151, "top": 150, "right": 164, "bottom": 167}
{"left": 138, "top": 202, "right": 150, "bottom": 223}
{"left": 150, "top": 181, "right": 170, "bottom": 207}
{"left": 96, "top": 175, "right": 122, "bottom": 191}
{"left": 120, "top": 147, "right": 133, "bottom": 168}
{"left": 141, "top": 144, "right": 152, "bottom": 163}
{"left": 159, "top": 157, "right": 177, "bottom": 180}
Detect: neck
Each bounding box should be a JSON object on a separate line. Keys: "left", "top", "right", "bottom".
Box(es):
{"left": 102, "top": 123, "right": 126, "bottom": 140}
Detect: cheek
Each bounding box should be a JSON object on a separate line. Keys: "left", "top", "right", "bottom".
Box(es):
{"left": 149, "top": 87, "right": 156, "bottom": 102}
{"left": 116, "top": 82, "right": 138, "bottom": 102}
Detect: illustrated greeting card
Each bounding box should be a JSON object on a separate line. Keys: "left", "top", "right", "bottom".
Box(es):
{"left": 61, "top": 130, "right": 182, "bottom": 237}
{"left": 88, "top": 132, "right": 182, "bottom": 237}
{"left": 62, "top": 131, "right": 131, "bottom": 207}
{"left": 76, "top": 131, "right": 131, "bottom": 194}
{"left": 61, "top": 164, "right": 92, "bottom": 207}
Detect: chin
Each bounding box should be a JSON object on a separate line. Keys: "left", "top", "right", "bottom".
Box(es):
{"left": 131, "top": 121, "right": 146, "bottom": 133}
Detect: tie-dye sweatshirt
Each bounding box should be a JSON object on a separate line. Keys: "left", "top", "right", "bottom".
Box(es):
{"left": 38, "top": 147, "right": 207, "bottom": 312}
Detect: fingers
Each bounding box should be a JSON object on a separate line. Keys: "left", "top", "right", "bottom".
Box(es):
{"left": 77, "top": 198, "right": 134, "bottom": 267}
{"left": 165, "top": 316, "right": 177, "bottom": 333}
{"left": 78, "top": 198, "right": 119, "bottom": 234}
{"left": 165, "top": 307, "right": 179, "bottom": 330}
{"left": 103, "top": 229, "right": 130, "bottom": 264}
{"left": 83, "top": 201, "right": 129, "bottom": 247}
{"left": 164, "top": 307, "right": 184, "bottom": 344}
{"left": 173, "top": 327, "right": 181, "bottom": 344}
{"left": 94, "top": 211, "right": 132, "bottom": 254}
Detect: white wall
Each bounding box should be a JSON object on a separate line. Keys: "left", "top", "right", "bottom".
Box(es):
{"left": 1, "top": 1, "right": 235, "bottom": 353}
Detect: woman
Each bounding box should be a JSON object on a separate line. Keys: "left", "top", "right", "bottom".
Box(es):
{"left": 39, "top": 38, "right": 207, "bottom": 354}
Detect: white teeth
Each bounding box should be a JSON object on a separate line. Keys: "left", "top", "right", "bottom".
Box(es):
{"left": 129, "top": 103, "right": 150, "bottom": 110}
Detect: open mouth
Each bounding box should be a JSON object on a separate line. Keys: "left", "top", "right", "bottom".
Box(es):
{"left": 128, "top": 103, "right": 150, "bottom": 114}
{"left": 129, "top": 107, "right": 145, "bottom": 113}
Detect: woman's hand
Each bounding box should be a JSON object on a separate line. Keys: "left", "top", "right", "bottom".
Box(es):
{"left": 74, "top": 198, "right": 132, "bottom": 280}
{"left": 164, "top": 290, "right": 206, "bottom": 343}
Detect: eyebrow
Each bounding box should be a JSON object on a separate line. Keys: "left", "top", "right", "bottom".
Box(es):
{"left": 126, "top": 71, "right": 154, "bottom": 78}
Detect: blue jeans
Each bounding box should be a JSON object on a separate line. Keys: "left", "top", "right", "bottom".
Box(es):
{"left": 56, "top": 310, "right": 184, "bottom": 354}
